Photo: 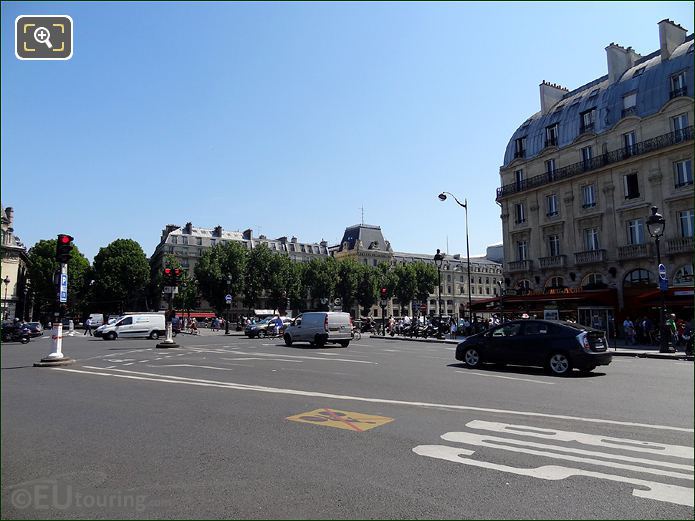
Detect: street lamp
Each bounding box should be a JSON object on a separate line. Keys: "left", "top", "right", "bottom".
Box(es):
{"left": 438, "top": 192, "right": 473, "bottom": 325}
{"left": 646, "top": 206, "right": 674, "bottom": 353}
{"left": 3, "top": 276, "right": 10, "bottom": 319}
{"left": 434, "top": 248, "right": 445, "bottom": 338}
{"left": 225, "top": 275, "right": 232, "bottom": 335}
{"left": 497, "top": 280, "right": 504, "bottom": 323}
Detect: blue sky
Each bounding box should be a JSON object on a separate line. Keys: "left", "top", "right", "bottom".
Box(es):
{"left": 2, "top": 1, "right": 693, "bottom": 262}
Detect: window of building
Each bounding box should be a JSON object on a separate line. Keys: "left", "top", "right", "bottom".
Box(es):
{"left": 674, "top": 265, "right": 694, "bottom": 286}
{"left": 182, "top": 236, "right": 189, "bottom": 245}
{"left": 679, "top": 210, "right": 694, "bottom": 237}
{"left": 548, "top": 235, "right": 560, "bottom": 256}
{"left": 623, "top": 92, "right": 637, "bottom": 111}
{"left": 517, "top": 241, "right": 528, "bottom": 261}
{"left": 623, "top": 131, "right": 636, "bottom": 156}
{"left": 673, "top": 113, "right": 689, "bottom": 142}
{"left": 372, "top": 259, "right": 377, "bottom": 266}
{"left": 514, "top": 203, "right": 526, "bottom": 224}
{"left": 627, "top": 219, "right": 645, "bottom": 245}
{"left": 545, "top": 124, "right": 559, "bottom": 147}
{"left": 545, "top": 159, "right": 556, "bottom": 180}
{"left": 670, "top": 71, "right": 687, "bottom": 98}
{"left": 584, "top": 228, "right": 600, "bottom": 251}
{"left": 624, "top": 269, "right": 651, "bottom": 287}
{"left": 582, "top": 184, "right": 596, "bottom": 208}
{"left": 447, "top": 286, "right": 452, "bottom": 294}
{"left": 674, "top": 159, "right": 693, "bottom": 188}
{"left": 581, "top": 146, "right": 593, "bottom": 170}
{"left": 547, "top": 276, "right": 564, "bottom": 288}
{"left": 546, "top": 194, "right": 558, "bottom": 216}
{"left": 515, "top": 169, "right": 525, "bottom": 190}
{"left": 633, "top": 67, "right": 645, "bottom": 77}
{"left": 580, "top": 108, "right": 596, "bottom": 133}
{"left": 171, "top": 236, "right": 177, "bottom": 244}
{"left": 210, "top": 239, "right": 216, "bottom": 247}
{"left": 623, "top": 172, "right": 640, "bottom": 199}
{"left": 582, "top": 273, "right": 604, "bottom": 289}
{"left": 589, "top": 88, "right": 599, "bottom": 98}
{"left": 514, "top": 137, "right": 526, "bottom": 159}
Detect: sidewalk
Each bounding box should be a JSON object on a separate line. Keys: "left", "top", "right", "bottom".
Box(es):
{"left": 370, "top": 334, "right": 694, "bottom": 361}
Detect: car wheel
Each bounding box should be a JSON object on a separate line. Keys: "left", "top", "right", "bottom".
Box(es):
{"left": 339, "top": 340, "right": 350, "bottom": 348}
{"left": 259, "top": 330, "right": 266, "bottom": 338}
{"left": 150, "top": 331, "right": 159, "bottom": 340}
{"left": 548, "top": 353, "right": 572, "bottom": 376}
{"left": 21, "top": 336, "right": 30, "bottom": 344}
{"left": 284, "top": 334, "right": 293, "bottom": 346}
{"left": 105, "top": 332, "right": 117, "bottom": 341}
{"left": 314, "top": 334, "right": 326, "bottom": 348}
{"left": 463, "top": 347, "right": 482, "bottom": 368}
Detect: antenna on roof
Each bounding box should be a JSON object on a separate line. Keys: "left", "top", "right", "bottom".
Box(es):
{"left": 360, "top": 206, "right": 364, "bottom": 225}
{"left": 446, "top": 236, "right": 449, "bottom": 255}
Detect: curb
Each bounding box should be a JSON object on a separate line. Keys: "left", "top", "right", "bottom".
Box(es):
{"left": 370, "top": 335, "right": 694, "bottom": 360}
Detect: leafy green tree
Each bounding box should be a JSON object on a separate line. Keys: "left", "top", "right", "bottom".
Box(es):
{"left": 243, "top": 244, "right": 274, "bottom": 309}
{"left": 393, "top": 263, "right": 417, "bottom": 316}
{"left": 286, "top": 260, "right": 307, "bottom": 311}
{"left": 335, "top": 259, "right": 361, "bottom": 312}
{"left": 174, "top": 277, "right": 199, "bottom": 317}
{"left": 304, "top": 256, "right": 338, "bottom": 309}
{"left": 92, "top": 239, "right": 150, "bottom": 314}
{"left": 194, "top": 241, "right": 247, "bottom": 314}
{"left": 26, "top": 239, "right": 91, "bottom": 319}
{"left": 265, "top": 253, "right": 294, "bottom": 310}
{"left": 375, "top": 261, "right": 398, "bottom": 298}
{"left": 413, "top": 261, "right": 438, "bottom": 303}
{"left": 356, "top": 264, "right": 379, "bottom": 316}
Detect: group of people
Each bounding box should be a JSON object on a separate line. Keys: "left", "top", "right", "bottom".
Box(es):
{"left": 622, "top": 314, "right": 693, "bottom": 350}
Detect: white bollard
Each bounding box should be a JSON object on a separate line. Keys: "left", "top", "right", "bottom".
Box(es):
{"left": 67, "top": 320, "right": 75, "bottom": 336}
{"left": 47, "top": 323, "right": 64, "bottom": 359}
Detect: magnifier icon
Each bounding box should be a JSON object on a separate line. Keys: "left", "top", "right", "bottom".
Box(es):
{"left": 33, "top": 26, "right": 53, "bottom": 49}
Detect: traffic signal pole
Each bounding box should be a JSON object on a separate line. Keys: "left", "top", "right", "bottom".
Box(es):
{"left": 34, "top": 235, "right": 75, "bottom": 367}
{"left": 156, "top": 267, "right": 180, "bottom": 349}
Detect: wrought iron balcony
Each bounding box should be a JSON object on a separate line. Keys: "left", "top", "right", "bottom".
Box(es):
{"left": 670, "top": 86, "right": 688, "bottom": 99}
{"left": 539, "top": 255, "right": 566, "bottom": 269}
{"left": 574, "top": 249, "right": 607, "bottom": 265}
{"left": 617, "top": 243, "right": 650, "bottom": 260}
{"left": 497, "top": 126, "right": 694, "bottom": 200}
{"left": 666, "top": 236, "right": 693, "bottom": 254}
{"left": 508, "top": 260, "right": 533, "bottom": 273}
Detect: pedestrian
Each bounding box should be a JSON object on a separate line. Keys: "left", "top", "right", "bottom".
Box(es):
{"left": 273, "top": 315, "right": 283, "bottom": 336}
{"left": 387, "top": 315, "right": 395, "bottom": 335}
{"left": 84, "top": 316, "right": 92, "bottom": 336}
{"left": 683, "top": 319, "right": 693, "bottom": 356}
{"left": 190, "top": 318, "right": 198, "bottom": 335}
{"left": 449, "top": 318, "right": 457, "bottom": 339}
{"left": 623, "top": 316, "right": 636, "bottom": 345}
{"left": 666, "top": 314, "right": 678, "bottom": 346}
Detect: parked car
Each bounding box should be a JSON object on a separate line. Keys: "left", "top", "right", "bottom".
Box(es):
{"left": 283, "top": 312, "right": 352, "bottom": 348}
{"left": 455, "top": 319, "right": 611, "bottom": 376}
{"left": 245, "top": 317, "right": 292, "bottom": 338}
{"left": 21, "top": 322, "right": 44, "bottom": 338}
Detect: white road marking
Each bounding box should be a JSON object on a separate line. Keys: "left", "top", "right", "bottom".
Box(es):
{"left": 57, "top": 366, "right": 693, "bottom": 433}
{"left": 456, "top": 370, "right": 554, "bottom": 385}
{"left": 122, "top": 363, "right": 135, "bottom": 366}
{"left": 149, "top": 364, "right": 237, "bottom": 371}
{"left": 383, "top": 349, "right": 399, "bottom": 352}
{"left": 220, "top": 357, "right": 302, "bottom": 363}
{"left": 412, "top": 444, "right": 693, "bottom": 507}
{"left": 224, "top": 350, "right": 376, "bottom": 364}
{"left": 139, "top": 360, "right": 149, "bottom": 363}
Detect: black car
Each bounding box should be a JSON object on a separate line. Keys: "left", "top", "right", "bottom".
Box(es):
{"left": 455, "top": 319, "right": 611, "bottom": 376}
{"left": 21, "top": 322, "right": 44, "bottom": 338}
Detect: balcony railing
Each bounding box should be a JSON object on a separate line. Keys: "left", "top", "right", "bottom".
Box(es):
{"left": 666, "top": 236, "right": 693, "bottom": 254}
{"left": 508, "top": 260, "right": 533, "bottom": 273}
{"left": 575, "top": 249, "right": 607, "bottom": 265}
{"left": 497, "top": 126, "right": 694, "bottom": 200}
{"left": 617, "top": 243, "right": 650, "bottom": 260}
{"left": 539, "top": 255, "right": 566, "bottom": 269}
{"left": 670, "top": 86, "right": 688, "bottom": 99}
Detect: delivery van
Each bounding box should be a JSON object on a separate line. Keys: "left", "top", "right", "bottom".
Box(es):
{"left": 283, "top": 311, "right": 352, "bottom": 348}
{"left": 87, "top": 313, "right": 104, "bottom": 328}
{"left": 99, "top": 313, "right": 166, "bottom": 341}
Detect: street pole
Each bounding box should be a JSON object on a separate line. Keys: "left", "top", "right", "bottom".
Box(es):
{"left": 156, "top": 269, "right": 179, "bottom": 349}
{"left": 35, "top": 262, "right": 74, "bottom": 366}
{"left": 646, "top": 206, "right": 674, "bottom": 354}
{"left": 434, "top": 249, "right": 445, "bottom": 339}
{"left": 225, "top": 277, "right": 231, "bottom": 335}
{"left": 3, "top": 276, "right": 9, "bottom": 319}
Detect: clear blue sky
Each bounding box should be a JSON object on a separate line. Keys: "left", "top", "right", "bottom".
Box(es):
{"left": 2, "top": 1, "right": 693, "bottom": 262}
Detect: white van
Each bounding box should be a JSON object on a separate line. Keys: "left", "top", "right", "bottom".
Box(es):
{"left": 283, "top": 312, "right": 352, "bottom": 348}
{"left": 99, "top": 313, "right": 166, "bottom": 341}
{"left": 87, "top": 313, "right": 104, "bottom": 328}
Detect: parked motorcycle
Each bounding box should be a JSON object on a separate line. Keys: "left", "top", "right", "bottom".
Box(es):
{"left": 1, "top": 322, "right": 31, "bottom": 344}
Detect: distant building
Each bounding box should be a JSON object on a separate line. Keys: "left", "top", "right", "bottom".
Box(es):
{"left": 494, "top": 19, "right": 694, "bottom": 327}
{"left": 1, "top": 206, "right": 31, "bottom": 320}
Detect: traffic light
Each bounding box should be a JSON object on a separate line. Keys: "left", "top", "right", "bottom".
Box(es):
{"left": 163, "top": 267, "right": 173, "bottom": 286}
{"left": 380, "top": 287, "right": 388, "bottom": 299}
{"left": 55, "top": 234, "right": 74, "bottom": 263}
{"left": 172, "top": 268, "right": 182, "bottom": 286}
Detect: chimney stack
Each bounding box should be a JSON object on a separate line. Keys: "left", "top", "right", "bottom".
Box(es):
{"left": 214, "top": 225, "right": 223, "bottom": 237}
{"left": 539, "top": 81, "right": 569, "bottom": 114}
{"left": 242, "top": 229, "right": 253, "bottom": 240}
{"left": 658, "top": 19, "right": 687, "bottom": 61}
{"left": 605, "top": 43, "right": 641, "bottom": 84}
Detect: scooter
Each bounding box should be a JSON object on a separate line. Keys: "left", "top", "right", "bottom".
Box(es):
{"left": 1, "top": 325, "right": 31, "bottom": 344}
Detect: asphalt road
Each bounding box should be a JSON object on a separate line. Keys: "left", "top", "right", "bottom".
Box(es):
{"left": 2, "top": 331, "right": 693, "bottom": 519}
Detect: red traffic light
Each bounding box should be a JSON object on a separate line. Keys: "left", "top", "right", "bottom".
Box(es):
{"left": 174, "top": 268, "right": 182, "bottom": 276}
{"left": 380, "top": 287, "right": 388, "bottom": 296}
{"left": 58, "top": 234, "right": 73, "bottom": 244}
{"left": 164, "top": 268, "right": 172, "bottom": 275}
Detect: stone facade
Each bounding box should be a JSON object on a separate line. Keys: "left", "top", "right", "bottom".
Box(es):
{"left": 1, "top": 206, "right": 30, "bottom": 320}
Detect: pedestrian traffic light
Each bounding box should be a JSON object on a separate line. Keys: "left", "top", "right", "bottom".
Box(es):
{"left": 55, "top": 234, "right": 74, "bottom": 263}
{"left": 380, "top": 287, "right": 388, "bottom": 298}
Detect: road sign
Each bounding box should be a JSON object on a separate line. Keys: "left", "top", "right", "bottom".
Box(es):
{"left": 225, "top": 294, "right": 232, "bottom": 303}
{"left": 59, "top": 273, "right": 68, "bottom": 303}
{"left": 380, "top": 299, "right": 387, "bottom": 307}
{"left": 658, "top": 263, "right": 667, "bottom": 280}
{"left": 162, "top": 286, "right": 179, "bottom": 294}
{"left": 419, "top": 303, "right": 428, "bottom": 311}
{"left": 659, "top": 278, "right": 668, "bottom": 291}
{"left": 412, "top": 302, "right": 419, "bottom": 311}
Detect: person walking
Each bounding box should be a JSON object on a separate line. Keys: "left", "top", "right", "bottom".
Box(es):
{"left": 623, "top": 317, "right": 636, "bottom": 346}
{"left": 83, "top": 316, "right": 93, "bottom": 336}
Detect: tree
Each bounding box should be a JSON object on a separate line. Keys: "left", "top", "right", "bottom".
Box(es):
{"left": 413, "top": 261, "right": 438, "bottom": 303}
{"left": 335, "top": 259, "right": 361, "bottom": 312}
{"left": 375, "top": 261, "right": 398, "bottom": 299}
{"left": 265, "top": 253, "right": 294, "bottom": 311}
{"left": 26, "top": 239, "right": 91, "bottom": 319}
{"left": 393, "top": 263, "right": 417, "bottom": 316}
{"left": 304, "top": 257, "right": 338, "bottom": 309}
{"left": 194, "top": 241, "right": 247, "bottom": 314}
{"left": 356, "top": 264, "right": 379, "bottom": 316}
{"left": 92, "top": 239, "right": 150, "bottom": 314}
{"left": 243, "top": 244, "right": 274, "bottom": 310}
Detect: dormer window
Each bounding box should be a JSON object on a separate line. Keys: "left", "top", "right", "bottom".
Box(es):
{"left": 670, "top": 71, "right": 687, "bottom": 99}
{"left": 588, "top": 88, "right": 599, "bottom": 98}
{"left": 580, "top": 108, "right": 596, "bottom": 133}
{"left": 514, "top": 137, "right": 526, "bottom": 159}
{"left": 633, "top": 67, "right": 645, "bottom": 77}
{"left": 545, "top": 124, "right": 559, "bottom": 147}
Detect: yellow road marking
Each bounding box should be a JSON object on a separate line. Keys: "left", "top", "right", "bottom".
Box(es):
{"left": 287, "top": 408, "right": 393, "bottom": 432}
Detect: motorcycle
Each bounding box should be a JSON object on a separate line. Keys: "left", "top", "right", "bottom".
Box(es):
{"left": 1, "top": 323, "right": 31, "bottom": 344}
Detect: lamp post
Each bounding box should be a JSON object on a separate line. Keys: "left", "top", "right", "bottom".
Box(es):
{"left": 22, "top": 283, "right": 29, "bottom": 322}
{"left": 497, "top": 280, "right": 504, "bottom": 323}
{"left": 438, "top": 192, "right": 473, "bottom": 325}
{"left": 434, "top": 248, "right": 445, "bottom": 338}
{"left": 646, "top": 206, "right": 675, "bottom": 353}
{"left": 225, "top": 275, "right": 232, "bottom": 335}
{"left": 3, "top": 276, "right": 10, "bottom": 319}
